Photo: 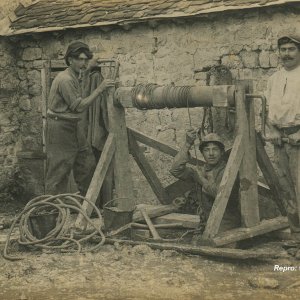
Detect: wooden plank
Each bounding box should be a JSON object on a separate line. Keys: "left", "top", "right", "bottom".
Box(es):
{"left": 41, "top": 63, "right": 50, "bottom": 191}
{"left": 105, "top": 238, "right": 285, "bottom": 260}
{"left": 295, "top": 149, "right": 300, "bottom": 218}
{"left": 256, "top": 132, "right": 287, "bottom": 215}
{"left": 107, "top": 90, "right": 135, "bottom": 210}
{"left": 128, "top": 133, "right": 168, "bottom": 204}
{"left": 133, "top": 204, "right": 179, "bottom": 222}
{"left": 128, "top": 127, "right": 205, "bottom": 167}
{"left": 153, "top": 213, "right": 200, "bottom": 229}
{"left": 213, "top": 216, "right": 289, "bottom": 247}
{"left": 202, "top": 134, "right": 245, "bottom": 239}
{"left": 236, "top": 82, "right": 260, "bottom": 227}
{"left": 139, "top": 208, "right": 162, "bottom": 240}
{"left": 75, "top": 133, "right": 115, "bottom": 229}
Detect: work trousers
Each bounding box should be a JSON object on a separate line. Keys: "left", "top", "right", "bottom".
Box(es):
{"left": 274, "top": 143, "right": 300, "bottom": 234}
{"left": 45, "top": 118, "right": 96, "bottom": 196}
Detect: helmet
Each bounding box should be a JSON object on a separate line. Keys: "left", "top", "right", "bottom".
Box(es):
{"left": 64, "top": 41, "right": 93, "bottom": 65}
{"left": 199, "top": 133, "right": 225, "bottom": 152}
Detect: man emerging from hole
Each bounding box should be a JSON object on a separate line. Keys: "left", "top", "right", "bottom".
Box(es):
{"left": 170, "top": 129, "right": 240, "bottom": 233}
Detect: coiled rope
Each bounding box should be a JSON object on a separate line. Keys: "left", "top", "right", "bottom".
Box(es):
{"left": 132, "top": 84, "right": 192, "bottom": 110}
{"left": 3, "top": 193, "right": 105, "bottom": 261}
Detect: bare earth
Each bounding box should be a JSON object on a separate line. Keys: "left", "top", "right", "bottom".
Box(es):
{"left": 1, "top": 237, "right": 300, "bottom": 300}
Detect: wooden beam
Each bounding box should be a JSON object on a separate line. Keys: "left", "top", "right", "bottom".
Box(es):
{"left": 128, "top": 127, "right": 205, "bottom": 167}
{"left": 296, "top": 149, "right": 300, "bottom": 218}
{"left": 256, "top": 132, "right": 287, "bottom": 215}
{"left": 212, "top": 216, "right": 289, "bottom": 247}
{"left": 133, "top": 204, "right": 178, "bottom": 222}
{"left": 41, "top": 62, "right": 51, "bottom": 191}
{"left": 153, "top": 213, "right": 200, "bottom": 229}
{"left": 128, "top": 132, "right": 168, "bottom": 204}
{"left": 75, "top": 133, "right": 115, "bottom": 229}
{"left": 107, "top": 90, "right": 135, "bottom": 210}
{"left": 105, "top": 238, "right": 285, "bottom": 260}
{"left": 236, "top": 82, "right": 260, "bottom": 227}
{"left": 202, "top": 134, "right": 245, "bottom": 239}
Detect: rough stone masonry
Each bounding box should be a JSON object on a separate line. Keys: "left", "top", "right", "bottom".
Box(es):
{"left": 0, "top": 5, "right": 299, "bottom": 204}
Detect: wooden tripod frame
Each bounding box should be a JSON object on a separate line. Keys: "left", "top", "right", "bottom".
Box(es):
{"left": 76, "top": 81, "right": 289, "bottom": 247}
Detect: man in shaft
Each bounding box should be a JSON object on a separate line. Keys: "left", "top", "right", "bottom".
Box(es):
{"left": 266, "top": 34, "right": 300, "bottom": 240}
{"left": 45, "top": 41, "right": 115, "bottom": 195}
{"left": 170, "top": 129, "right": 240, "bottom": 233}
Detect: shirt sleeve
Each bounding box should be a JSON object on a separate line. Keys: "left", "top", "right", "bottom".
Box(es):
{"left": 170, "top": 144, "right": 198, "bottom": 182}
{"left": 58, "top": 77, "right": 82, "bottom": 112}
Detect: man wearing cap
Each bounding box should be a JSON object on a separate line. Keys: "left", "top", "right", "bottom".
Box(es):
{"left": 45, "top": 41, "right": 115, "bottom": 195}
{"left": 265, "top": 34, "right": 300, "bottom": 241}
{"left": 170, "top": 129, "right": 240, "bottom": 233}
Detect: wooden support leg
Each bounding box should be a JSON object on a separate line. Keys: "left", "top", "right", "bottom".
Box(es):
{"left": 256, "top": 132, "right": 287, "bottom": 215}
{"left": 75, "top": 133, "right": 115, "bottom": 229}
{"left": 128, "top": 127, "right": 205, "bottom": 167}
{"left": 128, "top": 132, "right": 168, "bottom": 204}
{"left": 202, "top": 134, "right": 245, "bottom": 239}
{"left": 107, "top": 90, "right": 135, "bottom": 210}
{"left": 212, "top": 216, "right": 288, "bottom": 247}
{"left": 236, "top": 83, "right": 260, "bottom": 227}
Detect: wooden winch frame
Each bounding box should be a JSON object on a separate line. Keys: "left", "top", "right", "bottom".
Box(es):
{"left": 75, "top": 80, "right": 289, "bottom": 247}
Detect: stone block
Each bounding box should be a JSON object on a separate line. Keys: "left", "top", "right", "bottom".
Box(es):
{"left": 259, "top": 50, "right": 270, "bottom": 68}
{"left": 0, "top": 113, "right": 10, "bottom": 126}
{"left": 28, "top": 84, "right": 42, "bottom": 96}
{"left": 19, "top": 96, "right": 31, "bottom": 111}
{"left": 17, "top": 69, "right": 27, "bottom": 81}
{"left": 194, "top": 48, "right": 220, "bottom": 70}
{"left": 269, "top": 52, "right": 279, "bottom": 68}
{"left": 221, "top": 54, "right": 243, "bottom": 69}
{"left": 33, "top": 60, "right": 47, "bottom": 69}
{"left": 193, "top": 72, "right": 207, "bottom": 81}
{"left": 27, "top": 70, "right": 41, "bottom": 85}
{"left": 240, "top": 51, "right": 259, "bottom": 68}
{"left": 19, "top": 80, "right": 29, "bottom": 94}
{"left": 22, "top": 47, "right": 42, "bottom": 61}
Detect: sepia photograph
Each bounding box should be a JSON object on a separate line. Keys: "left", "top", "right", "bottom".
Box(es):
{"left": 0, "top": 0, "right": 300, "bottom": 299}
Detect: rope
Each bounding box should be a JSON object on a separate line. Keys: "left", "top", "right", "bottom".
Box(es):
{"left": 3, "top": 193, "right": 106, "bottom": 261}
{"left": 131, "top": 84, "right": 193, "bottom": 110}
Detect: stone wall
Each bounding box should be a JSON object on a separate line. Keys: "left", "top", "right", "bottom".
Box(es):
{"left": 0, "top": 5, "right": 299, "bottom": 204}
{"left": 0, "top": 38, "right": 22, "bottom": 201}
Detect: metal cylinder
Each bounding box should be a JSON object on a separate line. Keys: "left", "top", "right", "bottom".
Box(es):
{"left": 115, "top": 84, "right": 235, "bottom": 109}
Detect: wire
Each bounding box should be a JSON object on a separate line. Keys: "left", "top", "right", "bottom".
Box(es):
{"left": 3, "top": 193, "right": 106, "bottom": 261}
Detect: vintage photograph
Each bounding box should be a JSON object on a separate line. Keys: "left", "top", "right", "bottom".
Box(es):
{"left": 0, "top": 0, "right": 300, "bottom": 299}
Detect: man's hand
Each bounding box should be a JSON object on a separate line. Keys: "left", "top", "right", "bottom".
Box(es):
{"left": 186, "top": 128, "right": 197, "bottom": 146}
{"left": 268, "top": 127, "right": 282, "bottom": 146}
{"left": 288, "top": 130, "right": 300, "bottom": 146}
{"left": 97, "top": 79, "right": 116, "bottom": 93}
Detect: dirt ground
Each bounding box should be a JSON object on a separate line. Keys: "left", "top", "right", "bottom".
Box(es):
{"left": 1, "top": 204, "right": 300, "bottom": 300}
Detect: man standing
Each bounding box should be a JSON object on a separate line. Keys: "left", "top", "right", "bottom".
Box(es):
{"left": 266, "top": 34, "right": 300, "bottom": 241}
{"left": 170, "top": 129, "right": 240, "bottom": 233}
{"left": 45, "top": 41, "right": 115, "bottom": 196}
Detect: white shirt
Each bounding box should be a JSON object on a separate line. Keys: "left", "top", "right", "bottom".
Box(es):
{"left": 266, "top": 65, "right": 300, "bottom": 128}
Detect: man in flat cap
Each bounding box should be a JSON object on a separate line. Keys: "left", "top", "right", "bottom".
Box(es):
{"left": 266, "top": 34, "right": 300, "bottom": 242}
{"left": 170, "top": 129, "right": 240, "bottom": 236}
{"left": 45, "top": 41, "right": 115, "bottom": 196}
